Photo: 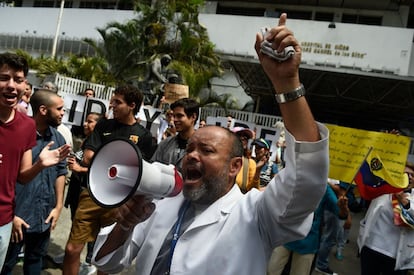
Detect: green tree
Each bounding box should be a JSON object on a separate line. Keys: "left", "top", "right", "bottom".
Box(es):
{"left": 17, "top": 0, "right": 238, "bottom": 109}
{"left": 84, "top": 0, "right": 231, "bottom": 107}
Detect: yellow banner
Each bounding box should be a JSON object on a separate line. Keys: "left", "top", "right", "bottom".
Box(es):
{"left": 326, "top": 124, "right": 411, "bottom": 184}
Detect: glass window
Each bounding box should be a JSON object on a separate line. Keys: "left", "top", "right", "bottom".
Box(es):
{"left": 314, "top": 12, "right": 334, "bottom": 22}
{"left": 217, "top": 4, "right": 265, "bottom": 17}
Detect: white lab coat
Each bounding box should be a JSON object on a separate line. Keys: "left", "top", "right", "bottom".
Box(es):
{"left": 92, "top": 123, "right": 329, "bottom": 275}
{"left": 358, "top": 190, "right": 414, "bottom": 271}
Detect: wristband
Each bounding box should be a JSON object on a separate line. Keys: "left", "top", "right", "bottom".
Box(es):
{"left": 275, "top": 84, "right": 306, "bottom": 104}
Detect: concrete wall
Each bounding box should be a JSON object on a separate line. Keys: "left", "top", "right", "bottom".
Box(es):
{"left": 0, "top": 7, "right": 413, "bottom": 76}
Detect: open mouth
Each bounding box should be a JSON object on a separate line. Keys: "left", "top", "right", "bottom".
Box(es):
{"left": 3, "top": 93, "right": 17, "bottom": 99}
{"left": 185, "top": 167, "right": 202, "bottom": 182}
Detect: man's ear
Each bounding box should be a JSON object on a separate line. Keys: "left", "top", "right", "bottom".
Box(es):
{"left": 229, "top": 156, "right": 243, "bottom": 178}
{"left": 39, "top": 104, "right": 47, "bottom": 115}
{"left": 190, "top": 113, "right": 197, "bottom": 125}
{"left": 128, "top": 102, "right": 137, "bottom": 115}
{"left": 129, "top": 102, "right": 136, "bottom": 112}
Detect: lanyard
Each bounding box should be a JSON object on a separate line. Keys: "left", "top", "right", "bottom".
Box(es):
{"left": 167, "top": 200, "right": 191, "bottom": 273}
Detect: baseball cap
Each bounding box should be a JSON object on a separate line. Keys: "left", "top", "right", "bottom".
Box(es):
{"left": 253, "top": 138, "right": 270, "bottom": 149}
{"left": 232, "top": 127, "right": 254, "bottom": 139}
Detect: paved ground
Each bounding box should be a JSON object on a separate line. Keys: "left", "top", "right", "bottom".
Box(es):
{"left": 13, "top": 194, "right": 364, "bottom": 275}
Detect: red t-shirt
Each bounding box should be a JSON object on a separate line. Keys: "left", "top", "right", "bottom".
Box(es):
{"left": 0, "top": 111, "right": 36, "bottom": 225}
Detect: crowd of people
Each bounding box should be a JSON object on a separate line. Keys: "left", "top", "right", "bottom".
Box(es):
{"left": 1, "top": 13, "right": 414, "bottom": 275}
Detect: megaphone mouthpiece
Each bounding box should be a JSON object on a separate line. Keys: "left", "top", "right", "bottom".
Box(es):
{"left": 107, "top": 164, "right": 136, "bottom": 185}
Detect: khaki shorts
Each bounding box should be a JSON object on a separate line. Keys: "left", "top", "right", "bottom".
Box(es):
{"left": 68, "top": 189, "right": 116, "bottom": 244}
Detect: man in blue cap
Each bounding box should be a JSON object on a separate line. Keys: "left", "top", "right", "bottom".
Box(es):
{"left": 252, "top": 138, "right": 279, "bottom": 189}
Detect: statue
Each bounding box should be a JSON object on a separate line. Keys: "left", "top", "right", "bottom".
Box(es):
{"left": 141, "top": 54, "right": 173, "bottom": 107}
{"left": 148, "top": 54, "right": 172, "bottom": 84}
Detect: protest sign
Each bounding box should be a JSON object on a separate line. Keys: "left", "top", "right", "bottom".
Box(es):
{"left": 137, "top": 105, "right": 163, "bottom": 138}
{"left": 327, "top": 124, "right": 411, "bottom": 184}
{"left": 62, "top": 93, "right": 108, "bottom": 126}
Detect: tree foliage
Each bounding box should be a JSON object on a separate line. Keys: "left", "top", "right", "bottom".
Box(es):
{"left": 84, "top": 0, "right": 226, "bottom": 105}
{"left": 18, "top": 0, "right": 238, "bottom": 109}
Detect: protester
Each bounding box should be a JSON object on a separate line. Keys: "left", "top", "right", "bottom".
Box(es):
{"left": 268, "top": 183, "right": 349, "bottom": 275}
{"left": 251, "top": 138, "right": 278, "bottom": 189}
{"left": 157, "top": 108, "right": 176, "bottom": 143}
{"left": 151, "top": 98, "right": 199, "bottom": 169}
{"left": 332, "top": 180, "right": 353, "bottom": 261}
{"left": 15, "top": 81, "right": 32, "bottom": 114}
{"left": 91, "top": 13, "right": 329, "bottom": 275}
{"left": 65, "top": 112, "right": 104, "bottom": 217}
{"left": 42, "top": 81, "right": 58, "bottom": 93}
{"left": 62, "top": 112, "right": 104, "bottom": 275}
{"left": 71, "top": 88, "right": 97, "bottom": 141}
{"left": 82, "top": 88, "right": 95, "bottom": 98}
{"left": 314, "top": 178, "right": 349, "bottom": 275}
{"left": 358, "top": 162, "right": 414, "bottom": 274}
{"left": 226, "top": 114, "right": 233, "bottom": 128}
{"left": 233, "top": 126, "right": 257, "bottom": 193}
{"left": 41, "top": 81, "right": 73, "bottom": 148}
{"left": 198, "top": 119, "right": 206, "bottom": 128}
{"left": 62, "top": 84, "right": 153, "bottom": 275}
{"left": 0, "top": 52, "right": 70, "bottom": 271}
{"left": 1, "top": 89, "right": 69, "bottom": 275}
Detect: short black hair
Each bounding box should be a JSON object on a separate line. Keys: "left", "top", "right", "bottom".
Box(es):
{"left": 0, "top": 52, "right": 29, "bottom": 76}
{"left": 171, "top": 98, "right": 200, "bottom": 124}
{"left": 30, "top": 89, "right": 60, "bottom": 115}
{"left": 113, "top": 84, "right": 144, "bottom": 115}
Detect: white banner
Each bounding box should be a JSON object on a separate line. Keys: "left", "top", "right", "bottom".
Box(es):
{"left": 137, "top": 106, "right": 163, "bottom": 139}
{"left": 61, "top": 93, "right": 108, "bottom": 126}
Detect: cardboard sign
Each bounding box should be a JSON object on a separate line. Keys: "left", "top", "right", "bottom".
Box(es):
{"left": 164, "top": 83, "right": 189, "bottom": 104}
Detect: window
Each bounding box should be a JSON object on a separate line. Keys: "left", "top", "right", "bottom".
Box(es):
{"left": 117, "top": 0, "right": 133, "bottom": 10}
{"left": 314, "top": 12, "right": 334, "bottom": 22}
{"left": 358, "top": 15, "right": 382, "bottom": 25}
{"left": 217, "top": 5, "right": 265, "bottom": 17}
{"left": 34, "top": 0, "right": 54, "bottom": 7}
{"left": 282, "top": 10, "right": 312, "bottom": 20}
{"left": 342, "top": 14, "right": 382, "bottom": 26}
{"left": 342, "top": 14, "right": 357, "bottom": 24}
{"left": 79, "top": 1, "right": 116, "bottom": 9}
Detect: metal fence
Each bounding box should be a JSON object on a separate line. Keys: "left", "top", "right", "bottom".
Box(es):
{"left": 54, "top": 74, "right": 114, "bottom": 100}
{"left": 54, "top": 73, "right": 282, "bottom": 127}
{"left": 0, "top": 33, "right": 96, "bottom": 56}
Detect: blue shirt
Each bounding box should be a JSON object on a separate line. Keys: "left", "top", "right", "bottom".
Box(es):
{"left": 15, "top": 126, "right": 67, "bottom": 233}
{"left": 284, "top": 184, "right": 339, "bottom": 254}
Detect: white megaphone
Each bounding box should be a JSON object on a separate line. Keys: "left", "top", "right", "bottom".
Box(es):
{"left": 88, "top": 138, "right": 183, "bottom": 208}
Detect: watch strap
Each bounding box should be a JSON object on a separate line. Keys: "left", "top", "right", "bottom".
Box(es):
{"left": 275, "top": 84, "right": 306, "bottom": 104}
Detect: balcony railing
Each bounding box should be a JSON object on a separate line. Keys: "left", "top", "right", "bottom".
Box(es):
{"left": 0, "top": 34, "right": 96, "bottom": 57}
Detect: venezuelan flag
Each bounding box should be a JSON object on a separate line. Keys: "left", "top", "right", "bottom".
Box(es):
{"left": 353, "top": 151, "right": 408, "bottom": 200}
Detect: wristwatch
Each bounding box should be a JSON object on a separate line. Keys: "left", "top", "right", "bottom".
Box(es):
{"left": 275, "top": 84, "right": 306, "bottom": 104}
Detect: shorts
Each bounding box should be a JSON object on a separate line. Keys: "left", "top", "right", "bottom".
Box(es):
{"left": 68, "top": 189, "right": 116, "bottom": 244}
